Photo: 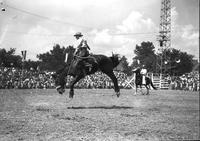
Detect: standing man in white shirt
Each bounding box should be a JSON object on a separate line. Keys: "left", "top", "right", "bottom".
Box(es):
{"left": 140, "top": 65, "right": 147, "bottom": 85}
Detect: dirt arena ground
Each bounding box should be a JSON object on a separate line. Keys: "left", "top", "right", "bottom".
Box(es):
{"left": 0, "top": 89, "right": 199, "bottom": 141}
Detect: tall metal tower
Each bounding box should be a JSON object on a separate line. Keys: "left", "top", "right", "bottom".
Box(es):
{"left": 157, "top": 0, "right": 171, "bottom": 75}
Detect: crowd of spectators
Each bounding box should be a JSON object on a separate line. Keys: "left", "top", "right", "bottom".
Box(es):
{"left": 0, "top": 67, "right": 128, "bottom": 89}
{"left": 0, "top": 67, "right": 199, "bottom": 91}
{"left": 65, "top": 71, "right": 127, "bottom": 89}
{"left": 168, "top": 71, "right": 199, "bottom": 91}
{"left": 0, "top": 67, "right": 54, "bottom": 89}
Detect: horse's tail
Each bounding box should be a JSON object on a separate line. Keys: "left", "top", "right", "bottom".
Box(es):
{"left": 110, "top": 54, "right": 120, "bottom": 68}
{"left": 150, "top": 79, "right": 157, "bottom": 90}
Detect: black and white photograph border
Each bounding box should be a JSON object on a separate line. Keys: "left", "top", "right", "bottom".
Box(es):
{"left": 0, "top": 0, "right": 199, "bottom": 140}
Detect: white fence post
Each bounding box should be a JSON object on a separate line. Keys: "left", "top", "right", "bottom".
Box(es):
{"left": 160, "top": 73, "right": 162, "bottom": 89}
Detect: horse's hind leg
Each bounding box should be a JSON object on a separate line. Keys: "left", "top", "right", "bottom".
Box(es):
{"left": 106, "top": 71, "right": 120, "bottom": 97}
{"left": 145, "top": 85, "right": 149, "bottom": 95}
{"left": 140, "top": 85, "right": 144, "bottom": 95}
{"left": 135, "top": 85, "right": 138, "bottom": 95}
{"left": 69, "top": 75, "right": 84, "bottom": 98}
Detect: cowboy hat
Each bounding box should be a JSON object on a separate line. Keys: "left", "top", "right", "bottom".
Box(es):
{"left": 74, "top": 32, "right": 83, "bottom": 37}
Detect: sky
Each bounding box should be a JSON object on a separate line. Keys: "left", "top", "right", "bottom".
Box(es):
{"left": 0, "top": 0, "right": 199, "bottom": 63}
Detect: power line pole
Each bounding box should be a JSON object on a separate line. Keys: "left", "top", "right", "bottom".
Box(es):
{"left": 21, "top": 50, "right": 27, "bottom": 79}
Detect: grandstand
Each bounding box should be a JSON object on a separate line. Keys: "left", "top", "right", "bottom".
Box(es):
{"left": 0, "top": 67, "right": 199, "bottom": 91}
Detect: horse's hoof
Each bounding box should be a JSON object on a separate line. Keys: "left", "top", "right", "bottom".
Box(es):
{"left": 66, "top": 97, "right": 73, "bottom": 103}
{"left": 69, "top": 90, "right": 74, "bottom": 99}
{"left": 116, "top": 92, "right": 120, "bottom": 97}
{"left": 56, "top": 87, "right": 65, "bottom": 95}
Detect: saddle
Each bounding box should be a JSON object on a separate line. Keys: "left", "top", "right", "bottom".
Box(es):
{"left": 74, "top": 47, "right": 94, "bottom": 72}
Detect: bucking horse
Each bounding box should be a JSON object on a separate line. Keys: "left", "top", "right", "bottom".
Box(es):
{"left": 52, "top": 47, "right": 121, "bottom": 99}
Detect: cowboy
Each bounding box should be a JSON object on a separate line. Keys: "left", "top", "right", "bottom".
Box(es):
{"left": 73, "top": 32, "right": 92, "bottom": 75}
{"left": 73, "top": 32, "right": 90, "bottom": 54}
{"left": 140, "top": 65, "right": 147, "bottom": 85}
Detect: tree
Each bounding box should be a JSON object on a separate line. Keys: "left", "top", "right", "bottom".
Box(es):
{"left": 24, "top": 60, "right": 41, "bottom": 71}
{"left": 130, "top": 59, "right": 140, "bottom": 70}
{"left": 133, "top": 41, "right": 157, "bottom": 72}
{"left": 115, "top": 56, "right": 132, "bottom": 75}
{"left": 159, "top": 48, "right": 195, "bottom": 75}
{"left": 37, "top": 44, "right": 75, "bottom": 71}
{"left": 0, "top": 48, "right": 22, "bottom": 68}
{"left": 37, "top": 44, "right": 65, "bottom": 70}
{"left": 192, "top": 60, "right": 199, "bottom": 72}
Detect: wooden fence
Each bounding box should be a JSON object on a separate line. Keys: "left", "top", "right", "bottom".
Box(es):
{"left": 150, "top": 73, "right": 169, "bottom": 89}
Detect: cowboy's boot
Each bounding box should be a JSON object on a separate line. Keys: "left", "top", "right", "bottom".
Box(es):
{"left": 88, "top": 64, "right": 92, "bottom": 72}
{"left": 84, "top": 60, "right": 92, "bottom": 72}
{"left": 87, "top": 62, "right": 92, "bottom": 72}
{"left": 82, "top": 69, "right": 87, "bottom": 77}
{"left": 82, "top": 61, "right": 87, "bottom": 77}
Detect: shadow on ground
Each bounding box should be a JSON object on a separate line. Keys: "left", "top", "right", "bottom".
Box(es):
{"left": 67, "top": 105, "right": 134, "bottom": 109}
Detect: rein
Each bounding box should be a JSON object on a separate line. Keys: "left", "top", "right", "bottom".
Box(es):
{"left": 74, "top": 54, "right": 93, "bottom": 59}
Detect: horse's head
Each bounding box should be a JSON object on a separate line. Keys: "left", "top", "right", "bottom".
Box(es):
{"left": 132, "top": 67, "right": 141, "bottom": 76}
{"left": 52, "top": 71, "right": 66, "bottom": 94}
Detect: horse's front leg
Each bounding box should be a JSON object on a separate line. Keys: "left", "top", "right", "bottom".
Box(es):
{"left": 140, "top": 85, "right": 144, "bottom": 95}
{"left": 106, "top": 71, "right": 120, "bottom": 97}
{"left": 69, "top": 75, "right": 84, "bottom": 99}
{"left": 145, "top": 85, "right": 149, "bottom": 95}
